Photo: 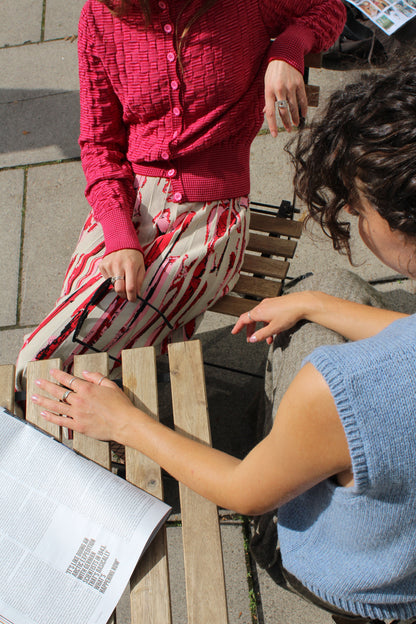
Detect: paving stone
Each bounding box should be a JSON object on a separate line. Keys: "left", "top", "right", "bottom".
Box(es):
{"left": 20, "top": 161, "right": 89, "bottom": 325}
{"left": 257, "top": 565, "right": 334, "bottom": 624}
{"left": 0, "top": 169, "right": 24, "bottom": 327}
{"left": 0, "top": 0, "right": 43, "bottom": 47}
{"left": 0, "top": 40, "right": 79, "bottom": 167}
{"left": 0, "top": 328, "right": 28, "bottom": 367}
{"left": 44, "top": 0, "right": 85, "bottom": 40}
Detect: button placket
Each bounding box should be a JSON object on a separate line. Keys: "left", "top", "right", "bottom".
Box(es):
{"left": 160, "top": 5, "right": 182, "bottom": 172}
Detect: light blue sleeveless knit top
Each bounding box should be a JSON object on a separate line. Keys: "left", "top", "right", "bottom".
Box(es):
{"left": 278, "top": 314, "right": 416, "bottom": 621}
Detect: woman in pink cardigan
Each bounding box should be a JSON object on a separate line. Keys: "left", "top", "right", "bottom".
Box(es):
{"left": 16, "top": 0, "right": 345, "bottom": 387}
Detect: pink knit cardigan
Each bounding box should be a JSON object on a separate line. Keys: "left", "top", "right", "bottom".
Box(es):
{"left": 78, "top": 0, "right": 345, "bottom": 254}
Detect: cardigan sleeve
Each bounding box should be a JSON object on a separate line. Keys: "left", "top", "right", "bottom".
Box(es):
{"left": 78, "top": 5, "right": 142, "bottom": 256}
{"left": 261, "top": 0, "right": 346, "bottom": 74}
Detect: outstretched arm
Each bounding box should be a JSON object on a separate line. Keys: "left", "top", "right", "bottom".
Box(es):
{"left": 33, "top": 363, "right": 350, "bottom": 516}
{"left": 232, "top": 291, "right": 407, "bottom": 345}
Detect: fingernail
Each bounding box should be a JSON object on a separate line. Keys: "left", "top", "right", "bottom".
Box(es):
{"left": 35, "top": 379, "right": 41, "bottom": 386}
{"left": 271, "top": 130, "right": 277, "bottom": 138}
{"left": 31, "top": 395, "right": 39, "bottom": 402}
{"left": 249, "top": 335, "right": 257, "bottom": 343}
{"left": 40, "top": 411, "right": 48, "bottom": 417}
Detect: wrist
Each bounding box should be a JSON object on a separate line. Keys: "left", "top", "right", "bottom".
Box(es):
{"left": 295, "top": 290, "right": 327, "bottom": 323}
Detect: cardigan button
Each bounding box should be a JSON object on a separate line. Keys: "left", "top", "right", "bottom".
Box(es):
{"left": 167, "top": 52, "right": 175, "bottom": 62}
{"left": 161, "top": 151, "right": 169, "bottom": 160}
{"left": 164, "top": 23, "right": 173, "bottom": 34}
{"left": 171, "top": 80, "right": 179, "bottom": 90}
{"left": 159, "top": 1, "right": 167, "bottom": 8}
{"left": 167, "top": 168, "right": 176, "bottom": 178}
{"left": 173, "top": 107, "right": 181, "bottom": 116}
{"left": 173, "top": 192, "right": 183, "bottom": 202}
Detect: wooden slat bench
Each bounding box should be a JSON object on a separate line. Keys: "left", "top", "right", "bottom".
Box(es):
{"left": 0, "top": 340, "right": 228, "bottom": 624}
{"left": 210, "top": 203, "right": 303, "bottom": 317}
{"left": 210, "top": 53, "right": 321, "bottom": 318}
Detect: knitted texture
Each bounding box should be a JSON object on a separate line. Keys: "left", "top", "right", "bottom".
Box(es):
{"left": 278, "top": 314, "right": 416, "bottom": 621}
{"left": 78, "top": 0, "right": 345, "bottom": 254}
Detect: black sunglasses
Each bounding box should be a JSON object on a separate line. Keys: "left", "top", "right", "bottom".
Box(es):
{"left": 72, "top": 277, "right": 173, "bottom": 364}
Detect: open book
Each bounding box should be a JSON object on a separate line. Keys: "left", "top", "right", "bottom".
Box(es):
{"left": 345, "top": 0, "right": 416, "bottom": 35}
{"left": 0, "top": 406, "right": 171, "bottom": 624}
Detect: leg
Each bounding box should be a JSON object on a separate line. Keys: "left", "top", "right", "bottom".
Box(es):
{"left": 16, "top": 176, "right": 249, "bottom": 388}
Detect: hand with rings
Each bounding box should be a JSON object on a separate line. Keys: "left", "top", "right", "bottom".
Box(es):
{"left": 99, "top": 248, "right": 146, "bottom": 302}
{"left": 32, "top": 369, "right": 135, "bottom": 441}
{"left": 263, "top": 59, "right": 308, "bottom": 135}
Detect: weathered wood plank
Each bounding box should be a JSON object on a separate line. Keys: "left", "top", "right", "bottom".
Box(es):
{"left": 249, "top": 213, "right": 303, "bottom": 238}
{"left": 210, "top": 294, "right": 265, "bottom": 316}
{"left": 232, "top": 274, "right": 282, "bottom": 299}
{"left": 241, "top": 253, "right": 289, "bottom": 280}
{"left": 73, "top": 353, "right": 111, "bottom": 469}
{"left": 121, "top": 348, "right": 172, "bottom": 624}
{"left": 0, "top": 365, "right": 15, "bottom": 412}
{"left": 305, "top": 84, "right": 320, "bottom": 107}
{"left": 169, "top": 341, "right": 228, "bottom": 624}
{"left": 26, "top": 359, "right": 62, "bottom": 440}
{"left": 247, "top": 232, "right": 297, "bottom": 258}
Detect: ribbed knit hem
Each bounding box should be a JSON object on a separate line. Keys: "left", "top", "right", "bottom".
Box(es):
{"left": 98, "top": 208, "right": 143, "bottom": 256}
{"left": 300, "top": 581, "right": 416, "bottom": 622}
{"left": 132, "top": 139, "right": 251, "bottom": 203}
{"left": 268, "top": 25, "right": 316, "bottom": 74}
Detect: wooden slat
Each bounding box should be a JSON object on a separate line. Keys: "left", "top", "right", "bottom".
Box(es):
{"left": 305, "top": 84, "right": 320, "bottom": 107}
{"left": 247, "top": 232, "right": 297, "bottom": 258}
{"left": 73, "top": 353, "right": 111, "bottom": 469}
{"left": 168, "top": 341, "right": 228, "bottom": 624}
{"left": 0, "top": 365, "right": 15, "bottom": 412}
{"left": 242, "top": 253, "right": 289, "bottom": 280}
{"left": 249, "top": 212, "right": 303, "bottom": 238}
{"left": 121, "top": 348, "right": 172, "bottom": 624}
{"left": 26, "top": 359, "right": 62, "bottom": 440}
{"left": 232, "top": 274, "right": 282, "bottom": 299}
{"left": 304, "top": 52, "right": 322, "bottom": 68}
{"left": 210, "top": 294, "right": 262, "bottom": 317}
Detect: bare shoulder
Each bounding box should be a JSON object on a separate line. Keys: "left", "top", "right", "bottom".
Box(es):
{"left": 269, "top": 362, "right": 352, "bottom": 492}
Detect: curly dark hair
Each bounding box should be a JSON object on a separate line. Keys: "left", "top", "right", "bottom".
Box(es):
{"left": 288, "top": 59, "right": 416, "bottom": 259}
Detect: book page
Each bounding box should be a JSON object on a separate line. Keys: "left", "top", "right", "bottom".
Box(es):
{"left": 345, "top": 0, "right": 416, "bottom": 34}
{"left": 0, "top": 407, "right": 170, "bottom": 624}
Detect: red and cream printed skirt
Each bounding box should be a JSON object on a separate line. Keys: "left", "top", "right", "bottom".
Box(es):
{"left": 16, "top": 176, "right": 250, "bottom": 389}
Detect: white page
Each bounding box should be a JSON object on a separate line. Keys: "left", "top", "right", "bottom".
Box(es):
{"left": 345, "top": 0, "right": 416, "bottom": 35}
{"left": 0, "top": 407, "right": 170, "bottom": 624}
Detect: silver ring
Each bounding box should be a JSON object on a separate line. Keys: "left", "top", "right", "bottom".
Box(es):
{"left": 111, "top": 276, "right": 125, "bottom": 284}
{"left": 98, "top": 375, "right": 106, "bottom": 386}
{"left": 247, "top": 311, "right": 253, "bottom": 321}
{"left": 62, "top": 389, "right": 73, "bottom": 403}
{"left": 277, "top": 99, "right": 289, "bottom": 109}
{"left": 68, "top": 376, "right": 77, "bottom": 387}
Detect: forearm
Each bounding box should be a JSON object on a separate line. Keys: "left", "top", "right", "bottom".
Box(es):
{"left": 301, "top": 291, "right": 407, "bottom": 341}
{"left": 119, "top": 409, "right": 254, "bottom": 513}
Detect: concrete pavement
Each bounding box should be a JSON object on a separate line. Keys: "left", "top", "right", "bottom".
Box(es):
{"left": 1, "top": 2, "right": 415, "bottom": 623}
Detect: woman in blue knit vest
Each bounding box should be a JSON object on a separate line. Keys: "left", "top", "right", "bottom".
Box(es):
{"left": 32, "top": 60, "right": 416, "bottom": 623}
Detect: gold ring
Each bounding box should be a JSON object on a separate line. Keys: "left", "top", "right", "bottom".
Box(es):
{"left": 98, "top": 375, "right": 106, "bottom": 386}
